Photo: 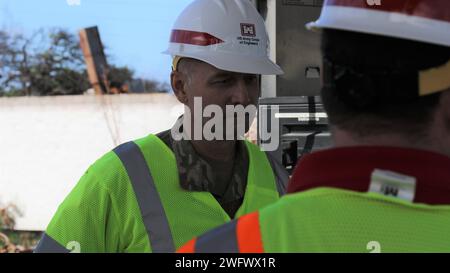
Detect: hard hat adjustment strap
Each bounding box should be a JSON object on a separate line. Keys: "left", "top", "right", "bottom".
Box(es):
{"left": 172, "top": 56, "right": 183, "bottom": 72}
{"left": 419, "top": 59, "right": 450, "bottom": 96}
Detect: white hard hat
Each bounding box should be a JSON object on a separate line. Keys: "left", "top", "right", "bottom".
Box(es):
{"left": 307, "top": 0, "right": 450, "bottom": 47}
{"left": 307, "top": 0, "right": 450, "bottom": 96}
{"left": 163, "top": 0, "right": 283, "bottom": 75}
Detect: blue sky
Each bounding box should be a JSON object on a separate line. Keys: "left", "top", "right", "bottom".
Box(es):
{"left": 0, "top": 0, "right": 193, "bottom": 83}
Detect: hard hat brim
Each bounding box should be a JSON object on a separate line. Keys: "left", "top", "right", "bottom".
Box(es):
{"left": 306, "top": 6, "right": 450, "bottom": 47}
{"left": 201, "top": 53, "right": 284, "bottom": 75}
{"left": 163, "top": 50, "right": 284, "bottom": 75}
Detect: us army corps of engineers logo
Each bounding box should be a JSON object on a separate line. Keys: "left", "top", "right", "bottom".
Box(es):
{"left": 237, "top": 23, "right": 259, "bottom": 46}
{"left": 241, "top": 23, "right": 256, "bottom": 37}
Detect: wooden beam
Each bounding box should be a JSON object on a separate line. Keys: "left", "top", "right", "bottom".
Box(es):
{"left": 79, "top": 26, "right": 109, "bottom": 94}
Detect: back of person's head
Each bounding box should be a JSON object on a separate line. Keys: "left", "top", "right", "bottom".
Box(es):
{"left": 306, "top": 0, "right": 450, "bottom": 143}
{"left": 321, "top": 29, "right": 450, "bottom": 141}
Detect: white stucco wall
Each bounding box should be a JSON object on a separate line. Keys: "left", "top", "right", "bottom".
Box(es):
{"left": 0, "top": 93, "right": 183, "bottom": 231}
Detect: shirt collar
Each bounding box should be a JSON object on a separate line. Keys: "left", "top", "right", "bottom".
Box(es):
{"left": 287, "top": 146, "right": 450, "bottom": 205}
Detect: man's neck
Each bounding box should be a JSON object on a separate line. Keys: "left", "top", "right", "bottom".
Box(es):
{"left": 190, "top": 139, "right": 237, "bottom": 162}
{"left": 181, "top": 116, "right": 239, "bottom": 162}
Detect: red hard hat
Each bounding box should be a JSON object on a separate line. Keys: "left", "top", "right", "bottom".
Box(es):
{"left": 308, "top": 0, "right": 450, "bottom": 96}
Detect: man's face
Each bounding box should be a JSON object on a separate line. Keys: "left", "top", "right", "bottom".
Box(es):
{"left": 186, "top": 61, "right": 259, "bottom": 111}
{"left": 173, "top": 60, "right": 260, "bottom": 139}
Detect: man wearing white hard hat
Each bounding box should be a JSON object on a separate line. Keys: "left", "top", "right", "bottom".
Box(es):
{"left": 179, "top": 0, "right": 450, "bottom": 253}
{"left": 35, "top": 0, "right": 288, "bottom": 253}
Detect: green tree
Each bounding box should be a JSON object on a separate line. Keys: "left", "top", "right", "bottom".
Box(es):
{"left": 0, "top": 28, "right": 168, "bottom": 96}
{"left": 108, "top": 65, "right": 134, "bottom": 86}
{"left": 0, "top": 29, "right": 89, "bottom": 96}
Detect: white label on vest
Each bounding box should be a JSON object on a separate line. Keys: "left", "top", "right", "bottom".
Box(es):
{"left": 369, "top": 169, "right": 416, "bottom": 202}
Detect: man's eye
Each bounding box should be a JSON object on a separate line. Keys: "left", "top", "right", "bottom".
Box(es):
{"left": 214, "top": 78, "right": 232, "bottom": 85}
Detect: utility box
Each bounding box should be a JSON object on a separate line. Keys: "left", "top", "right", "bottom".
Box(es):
{"left": 258, "top": 97, "right": 331, "bottom": 174}
{"left": 255, "top": 0, "right": 324, "bottom": 98}
{"left": 253, "top": 0, "right": 331, "bottom": 172}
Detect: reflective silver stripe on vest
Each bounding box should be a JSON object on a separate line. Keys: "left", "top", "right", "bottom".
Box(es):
{"left": 265, "top": 152, "right": 289, "bottom": 196}
{"left": 114, "top": 141, "right": 175, "bottom": 253}
{"left": 195, "top": 220, "right": 239, "bottom": 253}
{"left": 34, "top": 233, "right": 70, "bottom": 253}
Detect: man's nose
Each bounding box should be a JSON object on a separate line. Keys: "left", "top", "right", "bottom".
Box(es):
{"left": 230, "top": 79, "right": 251, "bottom": 106}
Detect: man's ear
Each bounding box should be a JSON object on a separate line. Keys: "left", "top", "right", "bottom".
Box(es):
{"left": 171, "top": 71, "right": 189, "bottom": 105}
